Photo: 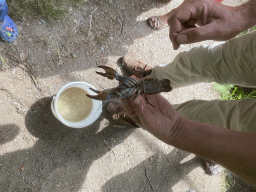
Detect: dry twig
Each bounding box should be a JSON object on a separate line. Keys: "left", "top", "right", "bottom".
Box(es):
{"left": 19, "top": 64, "right": 41, "bottom": 91}
{"left": 145, "top": 167, "right": 154, "bottom": 190}
{"left": 6, "top": 52, "right": 41, "bottom": 91}
{"left": 88, "top": 7, "right": 98, "bottom": 37}
{"left": 51, "top": 36, "right": 63, "bottom": 65}
{"left": 0, "top": 88, "right": 27, "bottom": 115}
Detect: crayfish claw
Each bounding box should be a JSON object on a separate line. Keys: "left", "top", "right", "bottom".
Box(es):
{"left": 96, "top": 65, "right": 119, "bottom": 80}
{"left": 88, "top": 87, "right": 101, "bottom": 94}
{"left": 95, "top": 71, "right": 110, "bottom": 78}
{"left": 86, "top": 88, "right": 108, "bottom": 101}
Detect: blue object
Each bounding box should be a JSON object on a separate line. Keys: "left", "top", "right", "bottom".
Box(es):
{"left": 0, "top": 0, "right": 8, "bottom": 22}
{"left": 0, "top": 15, "right": 18, "bottom": 42}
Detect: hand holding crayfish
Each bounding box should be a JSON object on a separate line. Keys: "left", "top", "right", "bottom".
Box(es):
{"left": 121, "top": 93, "right": 182, "bottom": 144}
{"left": 86, "top": 66, "right": 172, "bottom": 101}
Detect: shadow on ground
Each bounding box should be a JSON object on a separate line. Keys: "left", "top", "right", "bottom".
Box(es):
{"left": 0, "top": 97, "right": 136, "bottom": 191}
{"left": 101, "top": 150, "right": 204, "bottom": 192}
{"left": 0, "top": 124, "right": 20, "bottom": 145}
{"left": 0, "top": 96, "right": 206, "bottom": 191}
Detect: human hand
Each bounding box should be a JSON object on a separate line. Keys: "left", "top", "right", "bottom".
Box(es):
{"left": 168, "top": 0, "right": 254, "bottom": 50}
{"left": 121, "top": 92, "right": 182, "bottom": 143}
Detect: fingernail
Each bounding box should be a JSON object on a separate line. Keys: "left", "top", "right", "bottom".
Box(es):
{"left": 177, "top": 34, "right": 188, "bottom": 44}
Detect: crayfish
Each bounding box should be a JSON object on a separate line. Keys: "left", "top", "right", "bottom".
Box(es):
{"left": 86, "top": 65, "right": 172, "bottom": 101}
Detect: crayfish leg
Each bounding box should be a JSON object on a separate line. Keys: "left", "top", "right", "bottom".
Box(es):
{"left": 130, "top": 89, "right": 141, "bottom": 102}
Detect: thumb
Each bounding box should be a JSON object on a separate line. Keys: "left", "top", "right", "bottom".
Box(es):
{"left": 176, "top": 23, "right": 220, "bottom": 44}
{"left": 129, "top": 95, "right": 147, "bottom": 115}
{"left": 176, "top": 33, "right": 189, "bottom": 44}
{"left": 121, "top": 94, "right": 148, "bottom": 122}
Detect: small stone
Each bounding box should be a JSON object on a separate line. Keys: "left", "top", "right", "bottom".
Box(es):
{"left": 40, "top": 19, "right": 46, "bottom": 24}
{"left": 20, "top": 52, "right": 26, "bottom": 61}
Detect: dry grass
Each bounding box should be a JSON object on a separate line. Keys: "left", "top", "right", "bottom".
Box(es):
{"left": 7, "top": 0, "right": 82, "bottom": 22}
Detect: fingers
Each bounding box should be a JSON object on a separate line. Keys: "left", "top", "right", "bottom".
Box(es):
{"left": 175, "top": 22, "right": 218, "bottom": 44}
{"left": 170, "top": 19, "right": 221, "bottom": 49}
{"left": 169, "top": 15, "right": 207, "bottom": 49}
{"left": 129, "top": 94, "right": 148, "bottom": 115}
{"left": 168, "top": 0, "right": 239, "bottom": 49}
{"left": 121, "top": 95, "right": 144, "bottom": 125}
{"left": 121, "top": 76, "right": 176, "bottom": 124}
{"left": 168, "top": 2, "right": 199, "bottom": 50}
{"left": 122, "top": 94, "right": 154, "bottom": 123}
{"left": 149, "top": 94, "right": 176, "bottom": 119}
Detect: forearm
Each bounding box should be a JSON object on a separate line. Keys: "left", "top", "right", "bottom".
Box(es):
{"left": 169, "top": 117, "right": 256, "bottom": 185}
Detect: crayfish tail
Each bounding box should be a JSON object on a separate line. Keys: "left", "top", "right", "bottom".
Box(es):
{"left": 160, "top": 79, "right": 172, "bottom": 92}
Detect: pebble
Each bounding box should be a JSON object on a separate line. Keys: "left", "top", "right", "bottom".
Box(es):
{"left": 40, "top": 19, "right": 46, "bottom": 24}
{"left": 20, "top": 52, "right": 26, "bottom": 61}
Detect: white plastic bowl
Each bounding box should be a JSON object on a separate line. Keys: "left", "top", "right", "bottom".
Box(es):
{"left": 51, "top": 81, "right": 102, "bottom": 128}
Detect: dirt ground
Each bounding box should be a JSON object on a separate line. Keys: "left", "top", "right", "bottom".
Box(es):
{"left": 1, "top": 0, "right": 256, "bottom": 191}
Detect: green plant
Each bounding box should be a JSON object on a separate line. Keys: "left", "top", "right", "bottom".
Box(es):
{"left": 237, "top": 25, "right": 256, "bottom": 37}
{"left": 8, "top": 0, "right": 81, "bottom": 22}
{"left": 214, "top": 84, "right": 256, "bottom": 100}
{"left": 221, "top": 170, "right": 236, "bottom": 192}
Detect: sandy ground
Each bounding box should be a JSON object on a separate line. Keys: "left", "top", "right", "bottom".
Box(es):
{"left": 0, "top": 0, "right": 256, "bottom": 191}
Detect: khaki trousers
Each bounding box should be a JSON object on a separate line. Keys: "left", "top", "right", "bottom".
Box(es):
{"left": 147, "top": 31, "right": 256, "bottom": 132}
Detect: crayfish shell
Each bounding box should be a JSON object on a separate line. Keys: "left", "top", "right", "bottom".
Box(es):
{"left": 143, "top": 78, "right": 172, "bottom": 94}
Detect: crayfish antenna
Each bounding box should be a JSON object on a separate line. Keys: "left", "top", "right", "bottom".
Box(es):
{"left": 96, "top": 66, "right": 120, "bottom": 80}
{"left": 86, "top": 88, "right": 108, "bottom": 100}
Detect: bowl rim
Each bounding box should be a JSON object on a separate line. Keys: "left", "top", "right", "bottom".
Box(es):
{"left": 53, "top": 81, "right": 102, "bottom": 128}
